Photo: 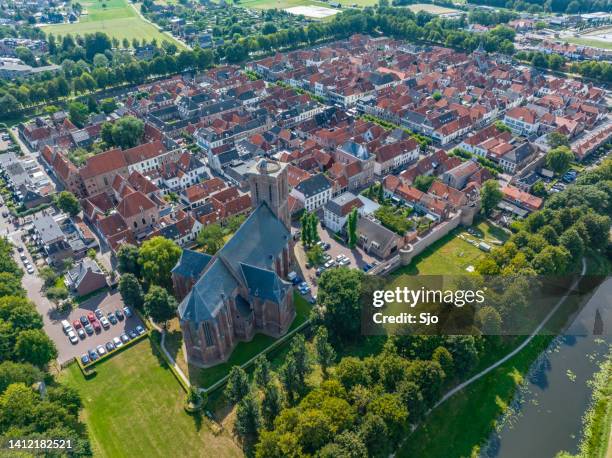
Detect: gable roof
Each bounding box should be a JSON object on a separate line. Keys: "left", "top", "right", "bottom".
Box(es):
{"left": 172, "top": 249, "right": 212, "bottom": 279}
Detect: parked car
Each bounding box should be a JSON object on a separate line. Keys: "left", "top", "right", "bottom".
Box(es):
{"left": 135, "top": 325, "right": 145, "bottom": 335}
{"left": 288, "top": 271, "right": 298, "bottom": 282}
{"left": 77, "top": 328, "right": 86, "bottom": 339}
{"left": 61, "top": 320, "right": 72, "bottom": 334}
{"left": 113, "top": 336, "right": 123, "bottom": 348}
{"left": 73, "top": 319, "right": 82, "bottom": 329}
{"left": 96, "top": 345, "right": 106, "bottom": 356}
{"left": 363, "top": 263, "right": 372, "bottom": 272}
{"left": 291, "top": 275, "right": 302, "bottom": 285}
{"left": 89, "top": 349, "right": 99, "bottom": 361}
{"left": 120, "top": 333, "right": 130, "bottom": 343}
{"left": 115, "top": 309, "right": 124, "bottom": 321}
{"left": 19, "top": 253, "right": 26, "bottom": 261}
{"left": 26, "top": 265, "right": 34, "bottom": 275}
{"left": 92, "top": 321, "right": 101, "bottom": 333}
{"left": 324, "top": 260, "right": 335, "bottom": 269}
{"left": 100, "top": 316, "right": 110, "bottom": 329}
{"left": 128, "top": 329, "right": 138, "bottom": 339}
{"left": 94, "top": 309, "right": 103, "bottom": 319}
{"left": 105, "top": 341, "right": 115, "bottom": 352}
{"left": 107, "top": 313, "right": 117, "bottom": 325}
{"left": 79, "top": 316, "right": 89, "bottom": 326}
{"left": 84, "top": 324, "right": 94, "bottom": 335}
{"left": 81, "top": 354, "right": 90, "bottom": 365}
{"left": 68, "top": 330, "right": 78, "bottom": 344}
{"left": 316, "top": 267, "right": 325, "bottom": 277}
{"left": 123, "top": 307, "right": 133, "bottom": 318}
{"left": 87, "top": 312, "right": 96, "bottom": 323}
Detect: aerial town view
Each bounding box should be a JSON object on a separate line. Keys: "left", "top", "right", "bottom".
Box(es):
{"left": 0, "top": 0, "right": 611, "bottom": 456}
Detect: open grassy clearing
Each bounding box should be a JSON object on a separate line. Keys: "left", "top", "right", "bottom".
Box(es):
{"left": 164, "top": 291, "right": 312, "bottom": 389}
{"left": 563, "top": 36, "right": 612, "bottom": 51}
{"left": 234, "top": 0, "right": 376, "bottom": 10}
{"left": 61, "top": 338, "right": 242, "bottom": 458}
{"left": 406, "top": 3, "right": 461, "bottom": 14}
{"left": 44, "top": 0, "right": 181, "bottom": 45}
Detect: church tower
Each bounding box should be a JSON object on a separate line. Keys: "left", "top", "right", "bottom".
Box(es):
{"left": 247, "top": 158, "right": 290, "bottom": 229}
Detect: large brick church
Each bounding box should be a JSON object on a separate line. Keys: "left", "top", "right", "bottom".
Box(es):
{"left": 172, "top": 159, "right": 295, "bottom": 367}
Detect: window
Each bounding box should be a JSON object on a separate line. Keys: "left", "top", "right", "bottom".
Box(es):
{"left": 142, "top": 218, "right": 146, "bottom": 225}
{"left": 133, "top": 221, "right": 137, "bottom": 228}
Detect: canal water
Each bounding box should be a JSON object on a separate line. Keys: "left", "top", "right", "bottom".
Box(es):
{"left": 483, "top": 277, "right": 612, "bottom": 458}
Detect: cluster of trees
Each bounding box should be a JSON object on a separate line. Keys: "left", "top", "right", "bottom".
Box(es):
{"left": 374, "top": 205, "right": 414, "bottom": 236}
{"left": 477, "top": 157, "right": 612, "bottom": 277}
{"left": 546, "top": 145, "right": 575, "bottom": 175}
{"left": 0, "top": 238, "right": 91, "bottom": 453}
{"left": 228, "top": 267, "right": 483, "bottom": 456}
{"left": 117, "top": 237, "right": 182, "bottom": 325}
{"left": 570, "top": 60, "right": 612, "bottom": 84}
{"left": 0, "top": 31, "right": 214, "bottom": 119}
{"left": 196, "top": 214, "right": 246, "bottom": 255}
{"left": 300, "top": 212, "right": 320, "bottom": 247}
{"left": 101, "top": 116, "right": 145, "bottom": 149}
{"left": 468, "top": 9, "right": 517, "bottom": 26}
{"left": 55, "top": 190, "right": 81, "bottom": 217}
{"left": 515, "top": 50, "right": 567, "bottom": 72}
{"left": 467, "top": 0, "right": 612, "bottom": 14}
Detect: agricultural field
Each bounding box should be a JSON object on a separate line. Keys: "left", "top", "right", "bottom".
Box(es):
{"left": 61, "top": 338, "right": 242, "bottom": 458}
{"left": 406, "top": 3, "right": 461, "bottom": 14}
{"left": 235, "top": 0, "right": 376, "bottom": 10}
{"left": 44, "top": 0, "right": 181, "bottom": 45}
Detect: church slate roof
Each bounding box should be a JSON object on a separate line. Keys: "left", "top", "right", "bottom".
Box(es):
{"left": 171, "top": 249, "right": 212, "bottom": 279}
{"left": 240, "top": 263, "right": 290, "bottom": 304}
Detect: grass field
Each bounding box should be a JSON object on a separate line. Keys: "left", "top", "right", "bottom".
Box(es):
{"left": 44, "top": 0, "right": 180, "bottom": 45}
{"left": 61, "top": 339, "right": 242, "bottom": 458}
{"left": 406, "top": 3, "right": 461, "bottom": 14}
{"left": 235, "top": 0, "right": 376, "bottom": 10}
{"left": 564, "top": 36, "right": 612, "bottom": 50}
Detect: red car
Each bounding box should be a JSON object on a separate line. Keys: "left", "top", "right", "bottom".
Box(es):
{"left": 87, "top": 312, "right": 96, "bottom": 323}
{"left": 92, "top": 320, "right": 101, "bottom": 332}
{"left": 72, "top": 320, "right": 82, "bottom": 329}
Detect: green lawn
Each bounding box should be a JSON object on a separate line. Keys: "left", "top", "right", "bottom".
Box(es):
{"left": 61, "top": 338, "right": 242, "bottom": 458}
{"left": 406, "top": 3, "right": 461, "bottom": 14}
{"left": 166, "top": 292, "right": 312, "bottom": 389}
{"left": 393, "top": 228, "right": 486, "bottom": 276}
{"left": 564, "top": 36, "right": 612, "bottom": 50}
{"left": 233, "top": 0, "right": 376, "bottom": 10}
{"left": 44, "top": 0, "right": 181, "bottom": 45}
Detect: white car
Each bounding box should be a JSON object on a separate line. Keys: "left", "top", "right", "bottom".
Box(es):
{"left": 96, "top": 345, "right": 106, "bottom": 356}
{"left": 113, "top": 336, "right": 123, "bottom": 348}
{"left": 100, "top": 316, "right": 110, "bottom": 329}
{"left": 26, "top": 265, "right": 34, "bottom": 275}
{"left": 19, "top": 253, "right": 26, "bottom": 261}
{"left": 61, "top": 320, "right": 73, "bottom": 334}
{"left": 324, "top": 260, "right": 335, "bottom": 269}
{"left": 67, "top": 330, "right": 78, "bottom": 344}
{"left": 338, "top": 258, "right": 350, "bottom": 266}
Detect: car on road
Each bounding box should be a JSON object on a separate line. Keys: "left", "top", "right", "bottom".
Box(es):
{"left": 94, "top": 309, "right": 103, "bottom": 319}
{"left": 87, "top": 312, "right": 96, "bottom": 323}
{"left": 79, "top": 316, "right": 89, "bottom": 326}
{"left": 81, "top": 354, "right": 90, "bottom": 365}
{"left": 67, "top": 330, "right": 78, "bottom": 344}
{"left": 123, "top": 307, "right": 132, "bottom": 318}
{"left": 84, "top": 324, "right": 94, "bottom": 335}
{"left": 96, "top": 345, "right": 106, "bottom": 356}
{"left": 77, "top": 328, "right": 86, "bottom": 339}
{"left": 100, "top": 316, "right": 110, "bottom": 329}
{"left": 136, "top": 325, "right": 145, "bottom": 335}
{"left": 115, "top": 309, "right": 124, "bottom": 321}
{"left": 92, "top": 321, "right": 101, "bottom": 333}
{"left": 120, "top": 333, "right": 130, "bottom": 343}
{"left": 107, "top": 313, "right": 117, "bottom": 325}
{"left": 113, "top": 336, "right": 123, "bottom": 348}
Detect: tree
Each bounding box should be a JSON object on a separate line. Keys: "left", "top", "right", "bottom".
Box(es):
{"left": 432, "top": 346, "right": 454, "bottom": 379}
{"left": 143, "top": 285, "right": 177, "bottom": 325}
{"left": 317, "top": 268, "right": 362, "bottom": 343}
{"left": 314, "top": 327, "right": 335, "bottom": 377}
{"left": 55, "top": 191, "right": 80, "bottom": 216}
{"left": 432, "top": 91, "right": 442, "bottom": 101}
{"left": 14, "top": 329, "right": 57, "bottom": 367}
{"left": 15, "top": 46, "right": 36, "bottom": 66}
{"left": 319, "top": 431, "right": 368, "bottom": 458}
{"left": 100, "top": 98, "right": 117, "bottom": 114}
{"left": 546, "top": 146, "right": 574, "bottom": 175}
{"left": 138, "top": 237, "right": 181, "bottom": 289}
{"left": 119, "top": 273, "right": 144, "bottom": 309}
{"left": 359, "top": 413, "right": 390, "bottom": 457}
{"left": 261, "top": 382, "right": 283, "bottom": 429}
{"left": 476, "top": 306, "right": 502, "bottom": 335}
{"left": 101, "top": 116, "right": 144, "bottom": 149}
{"left": 377, "top": 182, "right": 385, "bottom": 203}
{"left": 68, "top": 101, "right": 88, "bottom": 128}
{"left": 307, "top": 245, "right": 325, "bottom": 267}
{"left": 531, "top": 181, "right": 547, "bottom": 198}
{"left": 480, "top": 179, "right": 503, "bottom": 216}
{"left": 0, "top": 272, "right": 25, "bottom": 297}
{"left": 0, "top": 361, "right": 43, "bottom": 393}
{"left": 335, "top": 357, "right": 370, "bottom": 390}
{"left": 296, "top": 409, "right": 333, "bottom": 453}
{"left": 253, "top": 354, "right": 272, "bottom": 388}
{"left": 234, "top": 393, "right": 261, "bottom": 442}
{"left": 279, "top": 354, "right": 301, "bottom": 403}
{"left": 39, "top": 266, "right": 59, "bottom": 289}
{"left": 547, "top": 132, "right": 569, "bottom": 149}
{"left": 225, "top": 366, "right": 250, "bottom": 404}
{"left": 117, "top": 244, "right": 141, "bottom": 277}
{"left": 300, "top": 212, "right": 311, "bottom": 246}
{"left": 197, "top": 223, "right": 224, "bottom": 255}
{"left": 347, "top": 208, "right": 358, "bottom": 249}
{"left": 414, "top": 175, "right": 435, "bottom": 192}
{"left": 494, "top": 120, "right": 511, "bottom": 133}
{"left": 367, "top": 393, "right": 408, "bottom": 443}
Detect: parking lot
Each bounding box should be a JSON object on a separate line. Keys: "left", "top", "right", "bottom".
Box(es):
{"left": 57, "top": 291, "right": 145, "bottom": 364}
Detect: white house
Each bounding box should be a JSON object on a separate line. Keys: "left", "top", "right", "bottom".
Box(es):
{"left": 291, "top": 173, "right": 332, "bottom": 212}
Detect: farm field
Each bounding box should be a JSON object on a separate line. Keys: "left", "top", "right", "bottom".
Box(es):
{"left": 406, "top": 3, "right": 461, "bottom": 14}
{"left": 236, "top": 0, "right": 376, "bottom": 10}
{"left": 44, "top": 0, "right": 181, "bottom": 45}
{"left": 61, "top": 338, "right": 241, "bottom": 458}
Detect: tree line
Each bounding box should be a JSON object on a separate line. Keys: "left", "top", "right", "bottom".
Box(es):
{"left": 467, "top": 0, "right": 612, "bottom": 14}
{"left": 0, "top": 238, "right": 92, "bottom": 454}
